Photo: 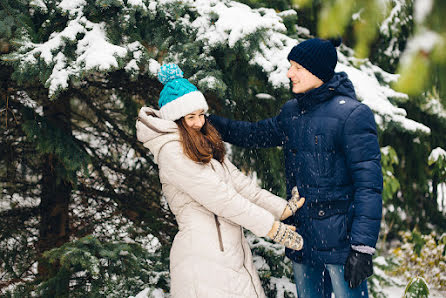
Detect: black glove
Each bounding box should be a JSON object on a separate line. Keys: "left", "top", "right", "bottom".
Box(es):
{"left": 344, "top": 249, "right": 373, "bottom": 288}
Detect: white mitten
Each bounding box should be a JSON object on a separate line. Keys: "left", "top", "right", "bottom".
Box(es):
{"left": 280, "top": 186, "right": 305, "bottom": 220}
{"left": 288, "top": 186, "right": 305, "bottom": 213}
{"left": 269, "top": 221, "right": 303, "bottom": 251}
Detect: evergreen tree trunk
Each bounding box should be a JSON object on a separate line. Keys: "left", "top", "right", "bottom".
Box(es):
{"left": 37, "top": 94, "right": 72, "bottom": 290}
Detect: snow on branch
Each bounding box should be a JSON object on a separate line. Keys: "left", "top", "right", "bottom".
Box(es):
{"left": 429, "top": 147, "right": 446, "bottom": 163}
{"left": 6, "top": 0, "right": 432, "bottom": 134}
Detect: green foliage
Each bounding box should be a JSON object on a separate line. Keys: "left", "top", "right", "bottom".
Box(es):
{"left": 404, "top": 276, "right": 429, "bottom": 298}
{"left": 395, "top": 52, "right": 432, "bottom": 96}
{"left": 237, "top": 0, "right": 293, "bottom": 11}
{"left": 394, "top": 0, "right": 446, "bottom": 96}
{"left": 391, "top": 230, "right": 446, "bottom": 291}
{"left": 21, "top": 109, "right": 90, "bottom": 185}
{"left": 380, "top": 108, "right": 446, "bottom": 234}
{"left": 0, "top": 229, "right": 38, "bottom": 296}
{"left": 381, "top": 146, "right": 401, "bottom": 203}
{"left": 0, "top": 13, "right": 16, "bottom": 39}
{"left": 246, "top": 232, "right": 296, "bottom": 298}
{"left": 368, "top": 254, "right": 404, "bottom": 298}
{"left": 318, "top": 0, "right": 356, "bottom": 39}
{"left": 2, "top": 0, "right": 446, "bottom": 296}
{"left": 35, "top": 235, "right": 168, "bottom": 297}
{"left": 429, "top": 147, "right": 446, "bottom": 181}
{"left": 296, "top": 0, "right": 445, "bottom": 96}
{"left": 298, "top": 0, "right": 387, "bottom": 57}
{"left": 370, "top": 0, "right": 414, "bottom": 73}
{"left": 0, "top": 0, "right": 29, "bottom": 40}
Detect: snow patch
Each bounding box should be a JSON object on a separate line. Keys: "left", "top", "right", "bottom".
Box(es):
{"left": 127, "top": 0, "right": 147, "bottom": 10}
{"left": 414, "top": 0, "right": 433, "bottom": 23}
{"left": 429, "top": 147, "right": 446, "bottom": 163}
{"left": 148, "top": 59, "right": 161, "bottom": 76}
{"left": 400, "top": 29, "right": 441, "bottom": 66}
{"left": 336, "top": 57, "right": 430, "bottom": 134}
{"left": 30, "top": 0, "right": 48, "bottom": 12}
{"left": 130, "top": 287, "right": 166, "bottom": 298}
{"left": 76, "top": 22, "right": 127, "bottom": 70}
{"left": 59, "top": 0, "right": 86, "bottom": 16}
{"left": 191, "top": 1, "right": 286, "bottom": 48}
{"left": 255, "top": 93, "right": 275, "bottom": 100}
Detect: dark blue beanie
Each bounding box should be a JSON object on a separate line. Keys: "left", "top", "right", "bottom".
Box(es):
{"left": 287, "top": 38, "right": 341, "bottom": 82}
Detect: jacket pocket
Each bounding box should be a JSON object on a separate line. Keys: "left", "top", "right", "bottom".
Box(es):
{"left": 309, "top": 203, "right": 348, "bottom": 251}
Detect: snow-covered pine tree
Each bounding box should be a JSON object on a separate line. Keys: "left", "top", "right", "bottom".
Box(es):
{"left": 2, "top": 0, "right": 446, "bottom": 297}
{"left": 370, "top": 0, "right": 414, "bottom": 73}
{"left": 362, "top": 0, "right": 446, "bottom": 235}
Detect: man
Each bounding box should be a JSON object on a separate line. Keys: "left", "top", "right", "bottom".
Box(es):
{"left": 208, "top": 38, "right": 383, "bottom": 297}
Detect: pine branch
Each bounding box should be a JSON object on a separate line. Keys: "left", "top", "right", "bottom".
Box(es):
{"left": 73, "top": 89, "right": 157, "bottom": 169}
{"left": 0, "top": 206, "right": 39, "bottom": 221}
{"left": 85, "top": 71, "right": 162, "bottom": 97}
{"left": 0, "top": 180, "right": 40, "bottom": 192}
{"left": 76, "top": 183, "right": 173, "bottom": 245}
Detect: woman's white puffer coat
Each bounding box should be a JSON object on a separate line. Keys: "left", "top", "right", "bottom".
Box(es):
{"left": 136, "top": 107, "right": 287, "bottom": 298}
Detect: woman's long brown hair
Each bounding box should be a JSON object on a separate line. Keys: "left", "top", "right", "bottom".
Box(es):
{"left": 175, "top": 117, "right": 225, "bottom": 164}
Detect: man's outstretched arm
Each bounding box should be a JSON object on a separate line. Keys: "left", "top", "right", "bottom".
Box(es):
{"left": 208, "top": 114, "right": 286, "bottom": 148}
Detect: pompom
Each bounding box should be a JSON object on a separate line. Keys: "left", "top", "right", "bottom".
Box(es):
{"left": 157, "top": 63, "right": 184, "bottom": 85}
{"left": 329, "top": 37, "right": 342, "bottom": 47}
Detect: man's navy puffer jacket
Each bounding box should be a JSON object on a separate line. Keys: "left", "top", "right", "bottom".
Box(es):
{"left": 209, "top": 72, "right": 383, "bottom": 265}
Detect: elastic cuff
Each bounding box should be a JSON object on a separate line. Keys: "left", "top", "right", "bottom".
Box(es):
{"left": 351, "top": 245, "right": 375, "bottom": 255}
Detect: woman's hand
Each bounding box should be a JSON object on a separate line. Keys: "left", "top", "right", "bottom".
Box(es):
{"left": 267, "top": 221, "right": 303, "bottom": 251}
{"left": 280, "top": 186, "right": 305, "bottom": 221}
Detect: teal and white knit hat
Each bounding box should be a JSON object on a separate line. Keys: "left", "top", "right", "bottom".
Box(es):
{"left": 157, "top": 63, "right": 208, "bottom": 121}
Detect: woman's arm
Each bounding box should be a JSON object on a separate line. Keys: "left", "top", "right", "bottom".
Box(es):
{"left": 158, "top": 142, "right": 275, "bottom": 237}
{"left": 223, "top": 158, "right": 287, "bottom": 220}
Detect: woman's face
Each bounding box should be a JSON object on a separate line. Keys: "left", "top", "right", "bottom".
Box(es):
{"left": 184, "top": 109, "right": 205, "bottom": 130}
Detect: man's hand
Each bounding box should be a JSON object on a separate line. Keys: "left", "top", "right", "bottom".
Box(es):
{"left": 280, "top": 186, "right": 305, "bottom": 220}
{"left": 344, "top": 249, "right": 373, "bottom": 288}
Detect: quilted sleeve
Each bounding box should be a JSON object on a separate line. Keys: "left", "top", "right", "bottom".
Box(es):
{"left": 342, "top": 104, "right": 383, "bottom": 248}
{"left": 208, "top": 114, "right": 286, "bottom": 148}
{"left": 223, "top": 158, "right": 287, "bottom": 220}
{"left": 158, "top": 142, "right": 276, "bottom": 237}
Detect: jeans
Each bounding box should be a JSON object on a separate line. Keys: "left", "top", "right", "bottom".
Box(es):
{"left": 292, "top": 262, "right": 369, "bottom": 298}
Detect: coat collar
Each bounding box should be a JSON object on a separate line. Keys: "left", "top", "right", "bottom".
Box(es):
{"left": 293, "top": 72, "right": 356, "bottom": 112}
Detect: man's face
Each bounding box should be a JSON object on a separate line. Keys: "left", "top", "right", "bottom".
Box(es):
{"left": 287, "top": 61, "right": 323, "bottom": 94}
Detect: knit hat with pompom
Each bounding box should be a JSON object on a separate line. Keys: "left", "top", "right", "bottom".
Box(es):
{"left": 157, "top": 63, "right": 208, "bottom": 121}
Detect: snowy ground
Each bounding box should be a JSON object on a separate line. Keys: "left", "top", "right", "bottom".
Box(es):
{"left": 130, "top": 283, "right": 446, "bottom": 298}
{"left": 382, "top": 285, "right": 446, "bottom": 298}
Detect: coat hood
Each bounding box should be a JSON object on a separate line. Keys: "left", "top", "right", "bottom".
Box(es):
{"left": 136, "top": 106, "right": 180, "bottom": 163}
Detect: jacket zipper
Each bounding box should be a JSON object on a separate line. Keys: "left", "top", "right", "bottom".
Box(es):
{"left": 214, "top": 214, "right": 224, "bottom": 252}
{"left": 315, "top": 135, "right": 324, "bottom": 175}
{"left": 240, "top": 227, "right": 259, "bottom": 298}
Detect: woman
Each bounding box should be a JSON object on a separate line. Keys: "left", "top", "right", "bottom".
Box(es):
{"left": 136, "top": 63, "right": 304, "bottom": 297}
